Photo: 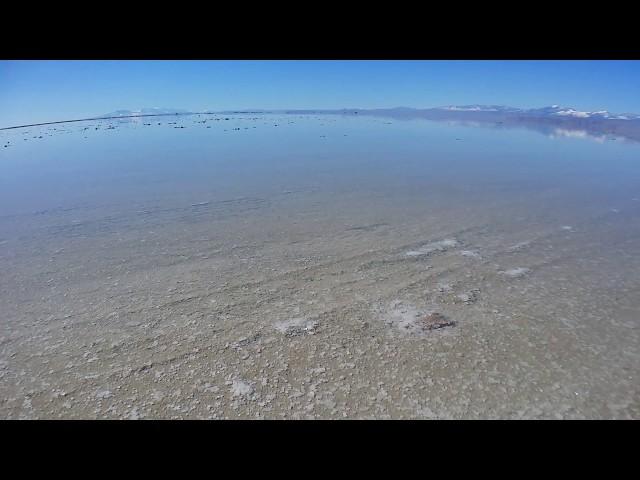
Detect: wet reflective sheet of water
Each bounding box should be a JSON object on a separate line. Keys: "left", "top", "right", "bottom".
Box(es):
{"left": 1, "top": 114, "right": 639, "bottom": 216}
{"left": 2, "top": 112, "right": 640, "bottom": 419}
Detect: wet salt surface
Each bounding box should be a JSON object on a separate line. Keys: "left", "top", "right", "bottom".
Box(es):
{"left": 0, "top": 113, "right": 639, "bottom": 419}
{"left": 501, "top": 267, "right": 531, "bottom": 278}
{"left": 405, "top": 239, "right": 459, "bottom": 257}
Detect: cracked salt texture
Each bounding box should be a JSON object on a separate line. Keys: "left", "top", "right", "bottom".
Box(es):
{"left": 273, "top": 318, "right": 318, "bottom": 336}
{"left": 231, "top": 380, "right": 254, "bottom": 397}
{"left": 507, "top": 241, "right": 531, "bottom": 252}
{"left": 501, "top": 267, "right": 531, "bottom": 278}
{"left": 456, "top": 292, "right": 477, "bottom": 304}
{"left": 405, "top": 239, "right": 459, "bottom": 257}
{"left": 381, "top": 303, "right": 424, "bottom": 334}
{"left": 96, "top": 390, "right": 112, "bottom": 400}
{"left": 381, "top": 302, "right": 454, "bottom": 335}
{"left": 128, "top": 407, "right": 141, "bottom": 420}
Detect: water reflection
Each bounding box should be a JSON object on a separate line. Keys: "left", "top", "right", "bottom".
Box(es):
{"left": 382, "top": 116, "right": 633, "bottom": 144}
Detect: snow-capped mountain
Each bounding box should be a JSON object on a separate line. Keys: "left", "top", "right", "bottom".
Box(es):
{"left": 528, "top": 106, "right": 614, "bottom": 119}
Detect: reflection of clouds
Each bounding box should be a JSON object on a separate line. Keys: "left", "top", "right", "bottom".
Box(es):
{"left": 128, "top": 110, "right": 143, "bottom": 123}
{"left": 118, "top": 118, "right": 142, "bottom": 124}
{"left": 444, "top": 120, "right": 486, "bottom": 128}
{"left": 413, "top": 115, "right": 639, "bottom": 144}
{"left": 550, "top": 128, "right": 606, "bottom": 143}
{"left": 421, "top": 117, "right": 639, "bottom": 144}
{"left": 115, "top": 115, "right": 143, "bottom": 124}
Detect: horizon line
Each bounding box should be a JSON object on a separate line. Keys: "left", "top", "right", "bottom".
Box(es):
{"left": 2, "top": 104, "right": 639, "bottom": 131}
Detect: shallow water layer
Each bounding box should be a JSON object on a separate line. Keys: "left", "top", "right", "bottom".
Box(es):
{"left": 0, "top": 113, "right": 639, "bottom": 419}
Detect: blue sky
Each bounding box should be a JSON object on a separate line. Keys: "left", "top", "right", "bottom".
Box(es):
{"left": 1, "top": 60, "right": 639, "bottom": 127}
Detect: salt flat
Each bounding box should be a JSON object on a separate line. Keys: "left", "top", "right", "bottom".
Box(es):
{"left": 0, "top": 113, "right": 638, "bottom": 419}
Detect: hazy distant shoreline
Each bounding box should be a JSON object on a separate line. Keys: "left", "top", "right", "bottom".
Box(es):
{"left": 3, "top": 106, "right": 640, "bottom": 142}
